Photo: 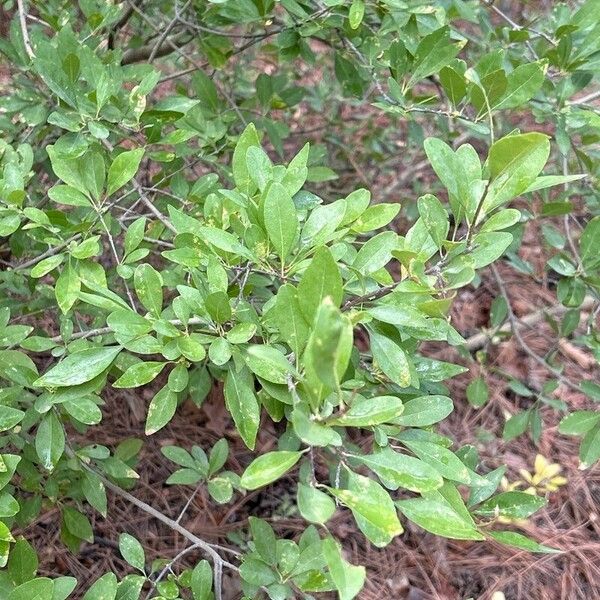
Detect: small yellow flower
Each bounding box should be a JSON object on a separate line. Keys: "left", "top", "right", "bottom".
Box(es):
{"left": 503, "top": 454, "right": 567, "bottom": 497}
{"left": 530, "top": 454, "right": 568, "bottom": 494}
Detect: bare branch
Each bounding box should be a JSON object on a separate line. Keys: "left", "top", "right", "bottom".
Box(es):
{"left": 17, "top": 0, "right": 35, "bottom": 58}
{"left": 121, "top": 30, "right": 193, "bottom": 65}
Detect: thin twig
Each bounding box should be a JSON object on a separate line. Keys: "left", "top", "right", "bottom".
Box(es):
{"left": 148, "top": 0, "right": 192, "bottom": 62}
{"left": 17, "top": 0, "right": 35, "bottom": 58}
{"left": 490, "top": 264, "right": 582, "bottom": 393}
{"left": 65, "top": 446, "right": 236, "bottom": 600}
{"left": 465, "top": 294, "right": 596, "bottom": 351}
{"left": 481, "top": 0, "right": 556, "bottom": 48}
{"left": 49, "top": 316, "right": 212, "bottom": 343}
{"left": 342, "top": 283, "right": 397, "bottom": 310}
{"left": 569, "top": 89, "right": 600, "bottom": 106}
{"left": 145, "top": 543, "right": 201, "bottom": 599}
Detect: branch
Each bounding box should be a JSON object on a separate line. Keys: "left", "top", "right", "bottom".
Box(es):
{"left": 77, "top": 458, "right": 237, "bottom": 600}
{"left": 108, "top": 0, "right": 140, "bottom": 50}
{"left": 480, "top": 0, "right": 556, "bottom": 48}
{"left": 17, "top": 0, "right": 35, "bottom": 59}
{"left": 465, "top": 293, "right": 596, "bottom": 351}
{"left": 121, "top": 30, "right": 193, "bottom": 65}
{"left": 490, "top": 264, "right": 583, "bottom": 393}
{"left": 148, "top": 0, "right": 192, "bottom": 62}
{"left": 342, "top": 283, "right": 397, "bottom": 310}
{"left": 49, "top": 316, "right": 211, "bottom": 343}
{"left": 568, "top": 89, "right": 600, "bottom": 106}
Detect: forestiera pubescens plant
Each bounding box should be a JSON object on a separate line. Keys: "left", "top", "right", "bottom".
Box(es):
{"left": 1, "top": 1, "right": 600, "bottom": 598}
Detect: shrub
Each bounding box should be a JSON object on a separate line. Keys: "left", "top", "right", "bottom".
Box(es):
{"left": 0, "top": 1, "right": 599, "bottom": 598}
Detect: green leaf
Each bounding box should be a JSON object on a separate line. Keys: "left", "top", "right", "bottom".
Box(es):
{"left": 249, "top": 517, "right": 278, "bottom": 565}
{"left": 489, "top": 531, "right": 560, "bottom": 553}
{"left": 145, "top": 385, "right": 178, "bottom": 435}
{"left": 8, "top": 537, "right": 38, "bottom": 585}
{"left": 394, "top": 395, "right": 453, "bottom": 426}
{"left": 397, "top": 497, "right": 484, "bottom": 540}
{"left": 107, "top": 310, "right": 152, "bottom": 338}
{"left": 263, "top": 181, "right": 298, "bottom": 262}
{"left": 246, "top": 146, "right": 273, "bottom": 191}
{"left": 82, "top": 471, "right": 107, "bottom": 517}
{"left": 486, "top": 132, "right": 550, "bottom": 210}
{"left": 208, "top": 438, "right": 228, "bottom": 474}
{"left": 580, "top": 216, "right": 600, "bottom": 271}
{"left": 474, "top": 491, "right": 547, "bottom": 519}
{"left": 82, "top": 152, "right": 105, "bottom": 201}
{"left": 124, "top": 217, "right": 147, "bottom": 256}
{"left": 351, "top": 203, "right": 400, "bottom": 233}
{"left": 348, "top": 0, "right": 365, "bottom": 29}
{"left": 107, "top": 148, "right": 145, "bottom": 196}
{"left": 48, "top": 184, "right": 91, "bottom": 207}
{"left": 439, "top": 66, "right": 466, "bottom": 107}
{"left": 470, "top": 232, "right": 513, "bottom": 268}
{"left": 62, "top": 506, "right": 93, "bottom": 542}
{"left": 402, "top": 440, "right": 470, "bottom": 484}
{"left": 8, "top": 579, "right": 54, "bottom": 600}
{"left": 191, "top": 560, "right": 213, "bottom": 600}
{"left": 503, "top": 410, "right": 530, "bottom": 441}
{"left": 480, "top": 208, "right": 521, "bottom": 232}
{"left": 52, "top": 577, "right": 77, "bottom": 600}
{"left": 34, "top": 43, "right": 78, "bottom": 105}
{"left": 559, "top": 411, "right": 600, "bottom": 436}
{"left": 408, "top": 27, "right": 466, "bottom": 86}
{"left": 55, "top": 262, "right": 80, "bottom": 314}
{"left": 369, "top": 330, "right": 412, "bottom": 388}
{"left": 297, "top": 483, "right": 336, "bottom": 524}
{"left": 524, "top": 174, "right": 586, "bottom": 193}
{"left": 196, "top": 225, "right": 254, "bottom": 260}
{"left": 282, "top": 142, "right": 309, "bottom": 195}
{"left": 291, "top": 402, "right": 343, "bottom": 447}
{"left": 329, "top": 469, "right": 403, "bottom": 547}
{"left": 82, "top": 573, "right": 118, "bottom": 600}
{"left": 119, "top": 533, "right": 145, "bottom": 572}
{"left": 271, "top": 284, "right": 309, "bottom": 356}
{"left": 30, "top": 254, "right": 64, "bottom": 279}
{"left": 0, "top": 454, "right": 22, "bottom": 490}
{"left": 322, "top": 537, "right": 365, "bottom": 600}
{"left": 0, "top": 491, "right": 19, "bottom": 517}
{"left": 233, "top": 123, "right": 261, "bottom": 195}
{"left": 168, "top": 363, "right": 189, "bottom": 392}
{"left": 352, "top": 446, "right": 443, "bottom": 493}
{"left": 466, "top": 377, "right": 489, "bottom": 408}
{"left": 580, "top": 423, "right": 600, "bottom": 468}
{"left": 35, "top": 346, "right": 122, "bottom": 388}
{"left": 64, "top": 396, "right": 102, "bottom": 425}
{"left": 113, "top": 361, "right": 166, "bottom": 388}
{"left": 297, "top": 247, "right": 343, "bottom": 321}
{"left": 417, "top": 195, "right": 448, "bottom": 248}
{"left": 423, "top": 138, "right": 472, "bottom": 222}
{"left": 208, "top": 337, "right": 231, "bottom": 366}
{"left": 494, "top": 62, "right": 545, "bottom": 110}
{"left": 0, "top": 405, "right": 25, "bottom": 432}
{"left": 352, "top": 231, "right": 397, "bottom": 275}
{"left": 240, "top": 451, "right": 302, "bottom": 490}
{"left": 245, "top": 345, "right": 294, "bottom": 384}
{"left": 35, "top": 412, "right": 65, "bottom": 471}
{"left": 329, "top": 396, "right": 404, "bottom": 427}
{"left": 224, "top": 367, "right": 260, "bottom": 450}
{"left": 303, "top": 300, "right": 353, "bottom": 402}
{"left": 134, "top": 264, "right": 163, "bottom": 317}
{"left": 178, "top": 335, "right": 207, "bottom": 363}
{"left": 226, "top": 323, "right": 256, "bottom": 345}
